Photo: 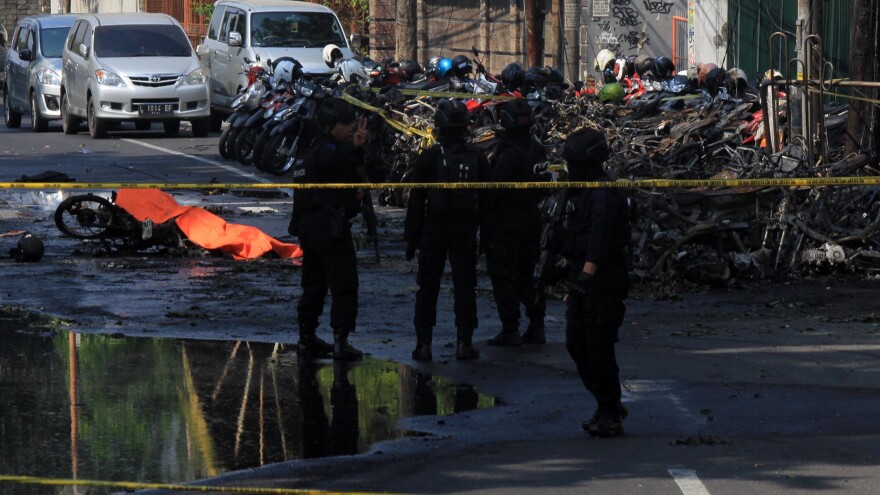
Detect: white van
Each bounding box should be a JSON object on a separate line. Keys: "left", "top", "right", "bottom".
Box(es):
{"left": 196, "top": 0, "right": 352, "bottom": 122}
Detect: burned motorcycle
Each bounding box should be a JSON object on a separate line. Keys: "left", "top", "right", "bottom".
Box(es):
{"left": 54, "top": 193, "right": 185, "bottom": 254}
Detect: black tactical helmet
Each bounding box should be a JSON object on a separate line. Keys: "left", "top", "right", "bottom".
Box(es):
{"left": 10, "top": 232, "right": 44, "bottom": 262}
{"left": 652, "top": 56, "right": 676, "bottom": 78}
{"left": 500, "top": 62, "right": 526, "bottom": 90}
{"left": 498, "top": 98, "right": 534, "bottom": 130}
{"left": 451, "top": 54, "right": 473, "bottom": 78}
{"left": 704, "top": 67, "right": 730, "bottom": 96}
{"left": 562, "top": 127, "right": 609, "bottom": 179}
{"left": 434, "top": 98, "right": 469, "bottom": 128}
{"left": 316, "top": 97, "right": 356, "bottom": 126}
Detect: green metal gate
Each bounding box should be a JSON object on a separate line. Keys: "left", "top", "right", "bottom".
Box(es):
{"left": 726, "top": 0, "right": 850, "bottom": 82}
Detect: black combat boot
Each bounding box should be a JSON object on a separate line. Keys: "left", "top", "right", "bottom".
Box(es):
{"left": 487, "top": 323, "right": 522, "bottom": 347}
{"left": 297, "top": 324, "right": 333, "bottom": 359}
{"left": 582, "top": 403, "right": 628, "bottom": 434}
{"left": 521, "top": 319, "right": 546, "bottom": 345}
{"left": 455, "top": 327, "right": 480, "bottom": 360}
{"left": 412, "top": 326, "right": 433, "bottom": 361}
{"left": 333, "top": 328, "right": 363, "bottom": 361}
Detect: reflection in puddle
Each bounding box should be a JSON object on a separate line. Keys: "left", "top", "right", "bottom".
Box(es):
{"left": 0, "top": 321, "right": 494, "bottom": 494}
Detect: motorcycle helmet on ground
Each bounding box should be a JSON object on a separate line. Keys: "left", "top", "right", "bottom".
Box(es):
{"left": 399, "top": 59, "right": 424, "bottom": 80}
{"left": 323, "top": 44, "right": 343, "bottom": 68}
{"left": 522, "top": 66, "right": 548, "bottom": 94}
{"left": 434, "top": 98, "right": 469, "bottom": 128}
{"left": 612, "top": 58, "right": 629, "bottom": 82}
{"left": 9, "top": 232, "right": 44, "bottom": 262}
{"left": 339, "top": 59, "right": 371, "bottom": 83}
{"left": 498, "top": 98, "right": 534, "bottom": 130}
{"left": 704, "top": 67, "right": 730, "bottom": 96}
{"left": 727, "top": 68, "right": 749, "bottom": 98}
{"left": 273, "top": 57, "right": 303, "bottom": 85}
{"left": 451, "top": 54, "right": 473, "bottom": 78}
{"left": 437, "top": 57, "right": 454, "bottom": 79}
{"left": 697, "top": 63, "right": 719, "bottom": 87}
{"left": 426, "top": 56, "right": 442, "bottom": 79}
{"left": 634, "top": 55, "right": 654, "bottom": 77}
{"left": 594, "top": 48, "right": 616, "bottom": 72}
{"left": 316, "top": 97, "right": 356, "bottom": 128}
{"left": 652, "top": 56, "right": 676, "bottom": 79}
{"left": 500, "top": 62, "right": 526, "bottom": 91}
{"left": 598, "top": 82, "right": 625, "bottom": 104}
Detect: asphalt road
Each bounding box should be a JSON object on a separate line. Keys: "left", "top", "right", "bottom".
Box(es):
{"left": 2, "top": 100, "right": 880, "bottom": 495}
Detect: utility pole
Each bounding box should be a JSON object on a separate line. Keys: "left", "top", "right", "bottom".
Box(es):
{"left": 524, "top": 0, "right": 544, "bottom": 67}
{"left": 846, "top": 0, "right": 880, "bottom": 154}
{"left": 791, "top": 0, "right": 810, "bottom": 143}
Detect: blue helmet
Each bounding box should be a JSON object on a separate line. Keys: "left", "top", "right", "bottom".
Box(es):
{"left": 437, "top": 57, "right": 453, "bottom": 79}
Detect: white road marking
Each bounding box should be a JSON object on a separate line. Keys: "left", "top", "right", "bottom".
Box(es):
{"left": 120, "top": 138, "right": 275, "bottom": 184}
{"left": 668, "top": 469, "right": 711, "bottom": 495}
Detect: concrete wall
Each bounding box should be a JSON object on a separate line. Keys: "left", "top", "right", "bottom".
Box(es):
{"left": 369, "top": 0, "right": 559, "bottom": 77}
{"left": 578, "top": 0, "right": 688, "bottom": 80}
{"left": 46, "top": 0, "right": 141, "bottom": 13}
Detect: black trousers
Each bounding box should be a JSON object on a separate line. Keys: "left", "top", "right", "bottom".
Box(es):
{"left": 564, "top": 292, "right": 627, "bottom": 417}
{"left": 413, "top": 217, "right": 478, "bottom": 330}
{"left": 296, "top": 217, "right": 358, "bottom": 333}
{"left": 487, "top": 227, "right": 545, "bottom": 331}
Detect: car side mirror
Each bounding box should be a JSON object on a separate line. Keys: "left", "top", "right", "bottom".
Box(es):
{"left": 196, "top": 43, "right": 210, "bottom": 57}
{"left": 78, "top": 43, "right": 89, "bottom": 58}
{"left": 349, "top": 33, "right": 362, "bottom": 49}
{"left": 228, "top": 31, "right": 242, "bottom": 47}
{"left": 18, "top": 48, "right": 33, "bottom": 61}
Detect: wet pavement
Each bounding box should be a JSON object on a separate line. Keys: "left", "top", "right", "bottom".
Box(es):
{"left": 0, "top": 315, "right": 493, "bottom": 494}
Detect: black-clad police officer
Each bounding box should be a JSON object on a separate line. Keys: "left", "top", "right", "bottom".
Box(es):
{"left": 404, "top": 99, "right": 491, "bottom": 361}
{"left": 485, "top": 99, "right": 549, "bottom": 346}
{"left": 558, "top": 127, "right": 632, "bottom": 437}
{"left": 289, "top": 97, "right": 370, "bottom": 361}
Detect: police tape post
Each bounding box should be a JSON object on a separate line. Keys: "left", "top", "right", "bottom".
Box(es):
{"left": 2, "top": 176, "right": 880, "bottom": 191}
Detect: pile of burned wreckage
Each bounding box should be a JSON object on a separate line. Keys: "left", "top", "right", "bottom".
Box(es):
{"left": 543, "top": 92, "right": 879, "bottom": 285}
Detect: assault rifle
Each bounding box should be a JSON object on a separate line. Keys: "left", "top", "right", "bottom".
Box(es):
{"left": 533, "top": 187, "right": 571, "bottom": 302}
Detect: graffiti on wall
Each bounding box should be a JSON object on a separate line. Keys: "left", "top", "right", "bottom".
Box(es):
{"left": 643, "top": 1, "right": 674, "bottom": 15}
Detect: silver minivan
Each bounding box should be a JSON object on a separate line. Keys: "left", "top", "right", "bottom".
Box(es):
{"left": 3, "top": 15, "right": 75, "bottom": 131}
{"left": 61, "top": 13, "right": 211, "bottom": 139}
{"left": 196, "top": 0, "right": 352, "bottom": 122}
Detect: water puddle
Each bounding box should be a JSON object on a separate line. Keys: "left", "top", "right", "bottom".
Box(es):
{"left": 0, "top": 315, "right": 494, "bottom": 494}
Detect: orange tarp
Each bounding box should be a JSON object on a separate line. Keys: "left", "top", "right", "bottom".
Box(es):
{"left": 115, "top": 189, "right": 302, "bottom": 260}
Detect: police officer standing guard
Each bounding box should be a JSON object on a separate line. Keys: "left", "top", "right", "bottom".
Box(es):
{"left": 557, "top": 127, "right": 632, "bottom": 437}
{"left": 485, "top": 99, "right": 548, "bottom": 346}
{"left": 405, "top": 99, "right": 491, "bottom": 361}
{"left": 289, "top": 97, "right": 370, "bottom": 361}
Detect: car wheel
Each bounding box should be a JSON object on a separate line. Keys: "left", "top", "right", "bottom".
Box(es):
{"left": 209, "top": 111, "right": 224, "bottom": 132}
{"left": 61, "top": 92, "right": 79, "bottom": 135}
{"left": 87, "top": 96, "right": 108, "bottom": 139}
{"left": 134, "top": 120, "right": 152, "bottom": 131}
{"left": 3, "top": 89, "right": 22, "bottom": 128}
{"left": 163, "top": 120, "right": 180, "bottom": 136}
{"left": 30, "top": 91, "right": 48, "bottom": 133}
{"left": 190, "top": 118, "right": 210, "bottom": 138}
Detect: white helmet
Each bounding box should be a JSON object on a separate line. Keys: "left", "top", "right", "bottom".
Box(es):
{"left": 339, "top": 59, "right": 371, "bottom": 83}
{"left": 273, "top": 58, "right": 302, "bottom": 85}
{"left": 594, "top": 48, "right": 616, "bottom": 72}
{"left": 323, "top": 44, "right": 343, "bottom": 68}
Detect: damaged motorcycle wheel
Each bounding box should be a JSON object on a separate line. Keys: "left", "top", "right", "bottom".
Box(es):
{"left": 54, "top": 194, "right": 118, "bottom": 239}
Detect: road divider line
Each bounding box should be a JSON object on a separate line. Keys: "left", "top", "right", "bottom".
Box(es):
{"left": 668, "top": 469, "right": 711, "bottom": 495}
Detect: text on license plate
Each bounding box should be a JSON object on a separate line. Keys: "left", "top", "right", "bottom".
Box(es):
{"left": 140, "top": 104, "right": 174, "bottom": 115}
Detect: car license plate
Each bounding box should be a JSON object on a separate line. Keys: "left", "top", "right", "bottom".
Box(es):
{"left": 139, "top": 104, "right": 174, "bottom": 116}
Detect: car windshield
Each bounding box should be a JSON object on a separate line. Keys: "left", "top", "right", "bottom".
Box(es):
{"left": 251, "top": 12, "right": 345, "bottom": 48}
{"left": 94, "top": 25, "right": 192, "bottom": 57}
{"left": 41, "top": 27, "right": 72, "bottom": 58}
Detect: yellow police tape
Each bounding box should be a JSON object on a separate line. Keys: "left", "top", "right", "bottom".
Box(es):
{"left": 2, "top": 176, "right": 879, "bottom": 191}
{"left": 339, "top": 92, "right": 436, "bottom": 145}
{"left": 0, "top": 474, "right": 399, "bottom": 494}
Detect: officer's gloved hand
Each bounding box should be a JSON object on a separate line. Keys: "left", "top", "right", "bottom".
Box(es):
{"left": 564, "top": 271, "right": 594, "bottom": 297}
{"left": 405, "top": 242, "right": 418, "bottom": 261}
